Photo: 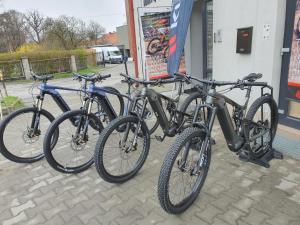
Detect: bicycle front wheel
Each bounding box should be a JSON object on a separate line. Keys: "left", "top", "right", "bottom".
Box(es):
{"left": 43, "top": 109, "right": 103, "bottom": 173}
{"left": 0, "top": 107, "right": 55, "bottom": 163}
{"left": 158, "top": 127, "right": 211, "bottom": 214}
{"left": 94, "top": 116, "right": 150, "bottom": 183}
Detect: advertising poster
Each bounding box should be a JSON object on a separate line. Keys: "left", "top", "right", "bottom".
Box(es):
{"left": 288, "top": 0, "right": 300, "bottom": 100}
{"left": 139, "top": 8, "right": 186, "bottom": 80}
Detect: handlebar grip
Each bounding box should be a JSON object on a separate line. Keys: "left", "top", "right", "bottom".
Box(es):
{"left": 101, "top": 74, "right": 111, "bottom": 79}
{"left": 174, "top": 72, "right": 185, "bottom": 77}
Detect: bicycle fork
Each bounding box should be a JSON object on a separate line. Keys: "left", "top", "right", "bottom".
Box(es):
{"left": 29, "top": 95, "right": 45, "bottom": 136}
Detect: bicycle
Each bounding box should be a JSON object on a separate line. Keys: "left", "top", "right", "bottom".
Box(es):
{"left": 0, "top": 74, "right": 123, "bottom": 164}
{"left": 147, "top": 27, "right": 170, "bottom": 60}
{"left": 94, "top": 73, "right": 205, "bottom": 183}
{"left": 158, "top": 73, "right": 283, "bottom": 214}
{"left": 42, "top": 73, "right": 160, "bottom": 174}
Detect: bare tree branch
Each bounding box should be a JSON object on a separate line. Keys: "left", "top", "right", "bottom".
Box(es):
{"left": 24, "top": 10, "right": 47, "bottom": 43}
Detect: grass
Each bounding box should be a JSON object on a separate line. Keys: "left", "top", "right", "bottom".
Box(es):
{"left": 1, "top": 96, "right": 24, "bottom": 108}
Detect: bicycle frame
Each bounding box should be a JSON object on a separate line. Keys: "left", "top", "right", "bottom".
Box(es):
{"left": 192, "top": 83, "right": 274, "bottom": 153}
{"left": 38, "top": 83, "right": 81, "bottom": 112}
{"left": 134, "top": 82, "right": 184, "bottom": 137}
{"left": 84, "top": 83, "right": 119, "bottom": 121}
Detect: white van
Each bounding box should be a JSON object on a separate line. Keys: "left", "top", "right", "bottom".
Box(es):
{"left": 91, "top": 46, "right": 123, "bottom": 64}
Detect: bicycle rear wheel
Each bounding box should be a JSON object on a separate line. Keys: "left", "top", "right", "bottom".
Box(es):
{"left": 245, "top": 95, "right": 278, "bottom": 158}
{"left": 43, "top": 109, "right": 103, "bottom": 173}
{"left": 94, "top": 116, "right": 150, "bottom": 183}
{"left": 179, "top": 92, "right": 205, "bottom": 126}
{"left": 0, "top": 107, "right": 56, "bottom": 163}
{"left": 158, "top": 127, "right": 211, "bottom": 214}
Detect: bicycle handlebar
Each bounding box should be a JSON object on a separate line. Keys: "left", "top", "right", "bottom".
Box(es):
{"left": 120, "top": 73, "right": 186, "bottom": 86}
{"left": 73, "top": 73, "right": 111, "bottom": 82}
{"left": 32, "top": 73, "right": 54, "bottom": 82}
{"left": 174, "top": 73, "right": 268, "bottom": 87}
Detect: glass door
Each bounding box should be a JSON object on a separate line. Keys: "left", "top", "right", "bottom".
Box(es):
{"left": 279, "top": 0, "right": 300, "bottom": 129}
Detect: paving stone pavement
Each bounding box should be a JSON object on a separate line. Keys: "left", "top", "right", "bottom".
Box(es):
{"left": 1, "top": 64, "right": 300, "bottom": 224}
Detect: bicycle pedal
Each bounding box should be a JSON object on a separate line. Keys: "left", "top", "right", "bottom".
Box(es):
{"left": 238, "top": 150, "right": 250, "bottom": 162}
{"left": 155, "top": 135, "right": 164, "bottom": 142}
{"left": 210, "top": 138, "right": 216, "bottom": 145}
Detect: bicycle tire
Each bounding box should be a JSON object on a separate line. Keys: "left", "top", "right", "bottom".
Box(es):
{"left": 43, "top": 109, "right": 103, "bottom": 173}
{"left": 244, "top": 95, "right": 278, "bottom": 158}
{"left": 178, "top": 92, "right": 205, "bottom": 126}
{"left": 158, "top": 127, "right": 210, "bottom": 214}
{"left": 102, "top": 86, "right": 125, "bottom": 116}
{"left": 94, "top": 115, "right": 150, "bottom": 183}
{"left": 0, "top": 107, "right": 55, "bottom": 163}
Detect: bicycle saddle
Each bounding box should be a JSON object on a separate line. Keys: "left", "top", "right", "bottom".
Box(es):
{"left": 32, "top": 73, "right": 54, "bottom": 81}
{"left": 243, "top": 73, "right": 263, "bottom": 82}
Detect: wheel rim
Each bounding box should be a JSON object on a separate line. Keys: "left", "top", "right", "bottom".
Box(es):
{"left": 168, "top": 135, "right": 207, "bottom": 207}
{"left": 102, "top": 120, "right": 146, "bottom": 177}
{"left": 183, "top": 97, "right": 205, "bottom": 124}
{"left": 3, "top": 111, "right": 49, "bottom": 159}
{"left": 49, "top": 113, "right": 97, "bottom": 170}
{"left": 248, "top": 102, "right": 273, "bottom": 157}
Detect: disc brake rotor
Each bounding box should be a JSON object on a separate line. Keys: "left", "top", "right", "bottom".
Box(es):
{"left": 23, "top": 128, "right": 40, "bottom": 144}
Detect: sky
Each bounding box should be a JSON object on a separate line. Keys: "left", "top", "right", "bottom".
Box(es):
{"left": 0, "top": 0, "right": 126, "bottom": 32}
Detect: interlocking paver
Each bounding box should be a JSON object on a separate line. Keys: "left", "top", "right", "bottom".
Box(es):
{"left": 233, "top": 197, "right": 254, "bottom": 213}
{"left": 11, "top": 200, "right": 35, "bottom": 216}
{"left": 1, "top": 64, "right": 300, "bottom": 225}
{"left": 242, "top": 208, "right": 270, "bottom": 225}
{"left": 3, "top": 212, "right": 27, "bottom": 225}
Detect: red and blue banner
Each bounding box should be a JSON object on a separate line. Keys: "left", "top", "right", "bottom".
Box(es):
{"left": 167, "top": 0, "right": 194, "bottom": 76}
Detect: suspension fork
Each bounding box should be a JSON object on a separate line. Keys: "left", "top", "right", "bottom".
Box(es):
{"left": 196, "top": 107, "right": 217, "bottom": 168}
{"left": 30, "top": 92, "right": 45, "bottom": 132}
{"left": 73, "top": 97, "right": 92, "bottom": 139}
{"left": 122, "top": 98, "right": 147, "bottom": 148}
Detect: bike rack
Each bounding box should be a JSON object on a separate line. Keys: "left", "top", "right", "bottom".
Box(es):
{"left": 243, "top": 86, "right": 283, "bottom": 168}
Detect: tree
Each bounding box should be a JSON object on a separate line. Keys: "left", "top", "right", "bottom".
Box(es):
{"left": 86, "top": 20, "right": 105, "bottom": 45}
{"left": 45, "top": 16, "right": 87, "bottom": 50}
{"left": 0, "top": 10, "right": 27, "bottom": 52}
{"left": 24, "top": 10, "right": 48, "bottom": 43}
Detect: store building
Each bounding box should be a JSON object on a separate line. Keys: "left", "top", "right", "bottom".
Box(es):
{"left": 116, "top": 25, "right": 131, "bottom": 57}
{"left": 126, "top": 0, "right": 300, "bottom": 130}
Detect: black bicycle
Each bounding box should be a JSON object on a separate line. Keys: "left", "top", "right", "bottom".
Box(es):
{"left": 94, "top": 73, "right": 205, "bottom": 183}
{"left": 158, "top": 73, "right": 282, "bottom": 214}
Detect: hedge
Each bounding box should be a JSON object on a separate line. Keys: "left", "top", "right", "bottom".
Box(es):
{"left": 0, "top": 49, "right": 91, "bottom": 62}
{"left": 0, "top": 49, "right": 96, "bottom": 79}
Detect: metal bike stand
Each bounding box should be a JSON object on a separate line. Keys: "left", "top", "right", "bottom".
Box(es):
{"left": 245, "top": 86, "right": 283, "bottom": 168}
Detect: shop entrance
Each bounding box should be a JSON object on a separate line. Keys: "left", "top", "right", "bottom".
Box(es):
{"left": 279, "top": 0, "right": 300, "bottom": 129}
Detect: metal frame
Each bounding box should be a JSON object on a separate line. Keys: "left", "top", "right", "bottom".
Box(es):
{"left": 190, "top": 77, "right": 282, "bottom": 168}
{"left": 278, "top": 0, "right": 300, "bottom": 129}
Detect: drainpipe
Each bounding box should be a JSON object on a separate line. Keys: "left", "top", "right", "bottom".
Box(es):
{"left": 127, "top": 0, "right": 139, "bottom": 78}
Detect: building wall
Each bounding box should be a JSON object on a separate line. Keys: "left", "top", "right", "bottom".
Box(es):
{"left": 188, "top": 0, "right": 203, "bottom": 77}
{"left": 117, "top": 25, "right": 130, "bottom": 49}
{"left": 213, "top": 0, "right": 286, "bottom": 104}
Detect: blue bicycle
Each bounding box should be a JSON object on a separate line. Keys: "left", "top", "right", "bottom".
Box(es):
{"left": 0, "top": 74, "right": 124, "bottom": 164}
